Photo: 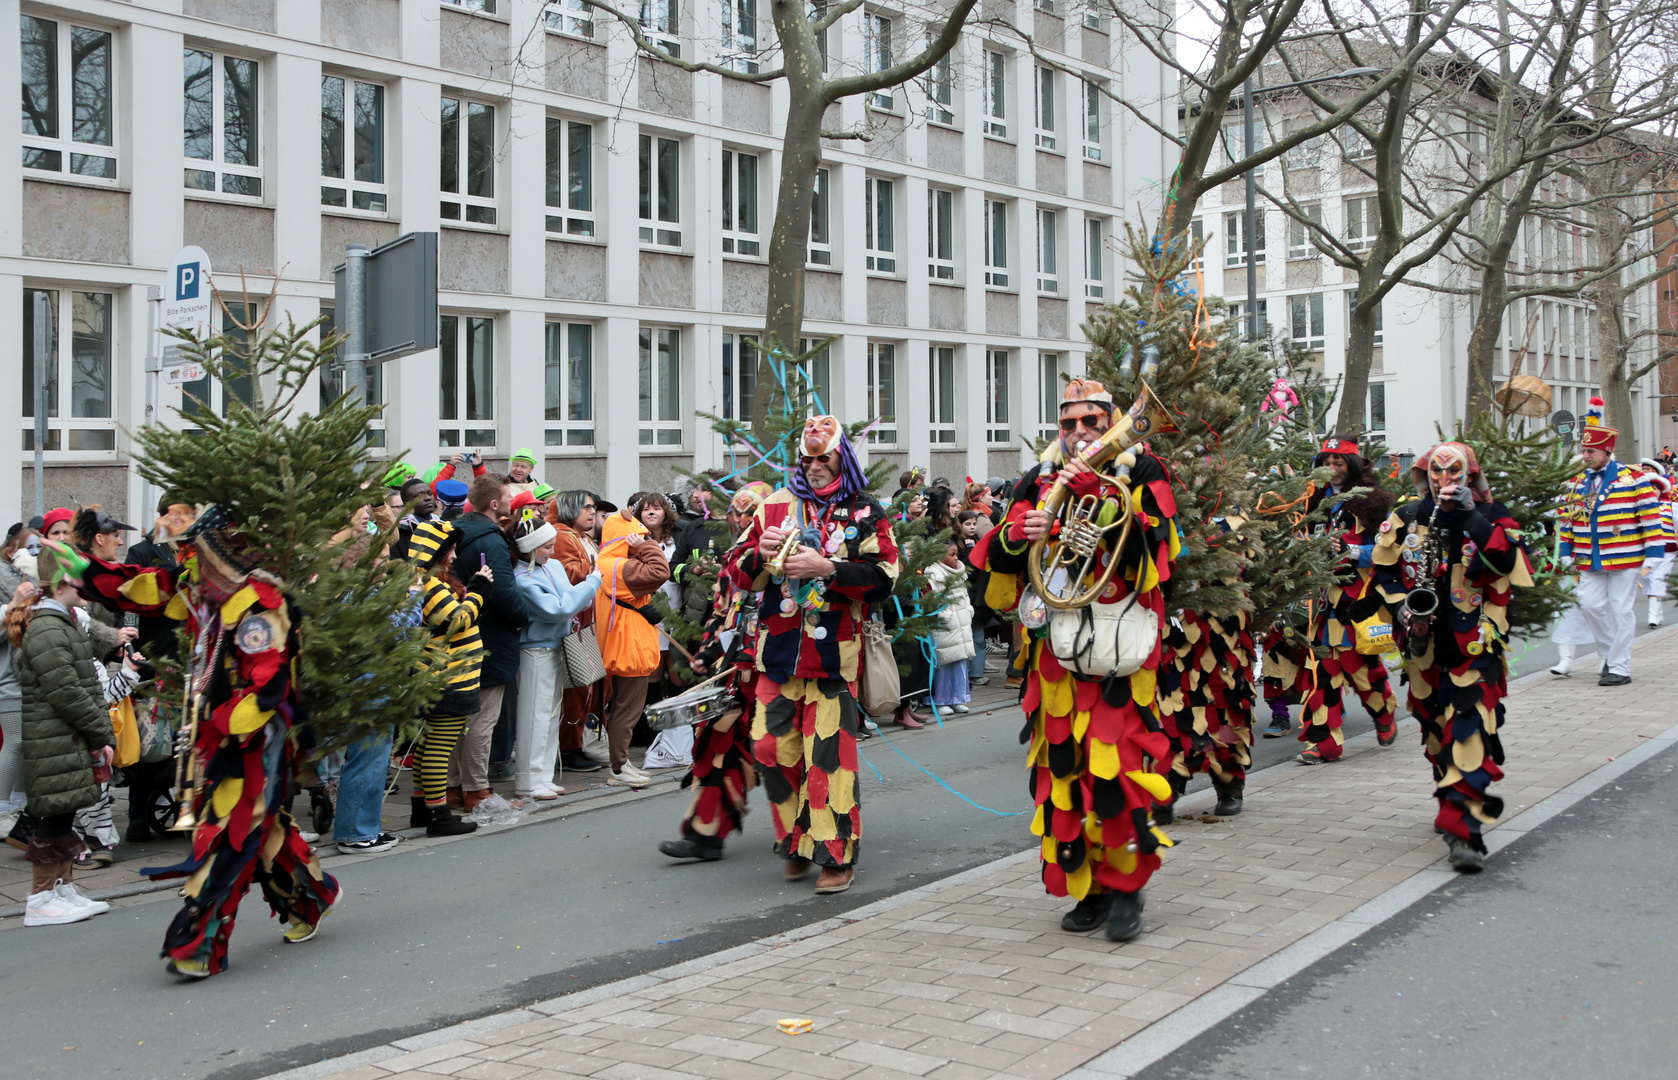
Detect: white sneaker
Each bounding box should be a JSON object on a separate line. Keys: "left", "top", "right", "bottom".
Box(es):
{"left": 622, "top": 763, "right": 654, "bottom": 782}
{"left": 55, "top": 880, "right": 110, "bottom": 916}
{"left": 608, "top": 765, "right": 651, "bottom": 787}
{"left": 24, "top": 888, "right": 95, "bottom": 926}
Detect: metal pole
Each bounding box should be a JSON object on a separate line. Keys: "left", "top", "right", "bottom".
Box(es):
{"left": 343, "top": 243, "right": 369, "bottom": 409}
{"left": 32, "top": 290, "right": 50, "bottom": 518}
{"left": 1243, "top": 76, "right": 1258, "bottom": 340}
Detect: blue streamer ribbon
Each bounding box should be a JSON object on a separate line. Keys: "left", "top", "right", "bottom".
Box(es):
{"left": 859, "top": 724, "right": 1028, "bottom": 817}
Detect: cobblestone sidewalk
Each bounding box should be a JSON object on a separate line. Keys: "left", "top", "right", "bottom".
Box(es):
{"left": 279, "top": 629, "right": 1678, "bottom": 1080}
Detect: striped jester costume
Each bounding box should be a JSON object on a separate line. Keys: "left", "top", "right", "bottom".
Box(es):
{"left": 406, "top": 521, "right": 487, "bottom": 807}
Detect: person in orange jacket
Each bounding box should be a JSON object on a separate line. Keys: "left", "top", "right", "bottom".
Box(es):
{"left": 593, "top": 507, "right": 670, "bottom": 786}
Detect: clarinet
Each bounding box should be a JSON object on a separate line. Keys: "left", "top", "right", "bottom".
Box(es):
{"left": 1401, "top": 501, "right": 1443, "bottom": 657}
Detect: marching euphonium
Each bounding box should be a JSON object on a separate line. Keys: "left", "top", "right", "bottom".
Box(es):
{"left": 1027, "top": 343, "right": 1178, "bottom": 611}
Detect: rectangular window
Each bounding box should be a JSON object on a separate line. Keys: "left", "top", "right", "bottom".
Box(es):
{"left": 21, "top": 16, "right": 115, "bottom": 179}
{"left": 544, "top": 0, "right": 595, "bottom": 37}
{"left": 1083, "top": 5, "right": 1101, "bottom": 28}
{"left": 1190, "top": 217, "right": 1205, "bottom": 269}
{"left": 1034, "top": 66, "right": 1056, "bottom": 150}
{"left": 1230, "top": 298, "right": 1268, "bottom": 335}
{"left": 544, "top": 321, "right": 594, "bottom": 446}
{"left": 865, "top": 176, "right": 896, "bottom": 273}
{"left": 445, "top": 0, "right": 497, "bottom": 12}
{"left": 925, "top": 49, "right": 954, "bottom": 125}
{"left": 1340, "top": 128, "right": 1375, "bottom": 162}
{"left": 1081, "top": 78, "right": 1101, "bottom": 161}
{"left": 181, "top": 301, "right": 257, "bottom": 423}
{"left": 1290, "top": 292, "right": 1326, "bottom": 351}
{"left": 983, "top": 50, "right": 1007, "bottom": 137}
{"left": 807, "top": 0, "right": 829, "bottom": 72}
{"left": 1287, "top": 203, "right": 1322, "bottom": 259}
{"left": 867, "top": 342, "right": 896, "bottom": 444}
{"left": 799, "top": 337, "right": 834, "bottom": 413}
{"left": 1348, "top": 290, "right": 1384, "bottom": 346}
{"left": 1224, "top": 209, "right": 1265, "bottom": 267}
{"left": 1036, "top": 0, "right": 1054, "bottom": 10}
{"left": 928, "top": 187, "right": 956, "bottom": 280}
{"left": 437, "top": 314, "right": 496, "bottom": 448}
{"left": 321, "top": 76, "right": 385, "bottom": 212}
{"left": 864, "top": 13, "right": 893, "bottom": 109}
{"left": 720, "top": 0, "right": 758, "bottom": 72}
{"left": 1284, "top": 132, "right": 1324, "bottom": 168}
{"left": 440, "top": 96, "right": 496, "bottom": 224}
{"left": 929, "top": 346, "right": 957, "bottom": 444}
{"left": 638, "top": 0, "right": 681, "bottom": 55}
{"left": 1344, "top": 196, "right": 1376, "bottom": 252}
{"left": 808, "top": 166, "right": 832, "bottom": 266}
{"left": 721, "top": 332, "right": 759, "bottom": 424}
{"left": 722, "top": 149, "right": 760, "bottom": 256}
{"left": 1039, "top": 351, "right": 1063, "bottom": 441}
{"left": 985, "top": 199, "right": 1009, "bottom": 287}
{"left": 1085, "top": 217, "right": 1104, "bottom": 298}
{"left": 639, "top": 326, "right": 683, "bottom": 445}
{"left": 317, "top": 307, "right": 386, "bottom": 431}
{"left": 985, "top": 349, "right": 1010, "bottom": 445}
{"left": 638, "top": 134, "right": 682, "bottom": 246}
{"left": 1037, "top": 208, "right": 1059, "bottom": 293}
{"left": 21, "top": 286, "right": 116, "bottom": 452}
{"left": 1367, "top": 382, "right": 1386, "bottom": 433}
{"left": 184, "top": 49, "right": 260, "bottom": 196}
{"left": 545, "top": 118, "right": 594, "bottom": 236}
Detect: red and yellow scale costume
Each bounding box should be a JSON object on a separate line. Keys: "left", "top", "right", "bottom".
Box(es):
{"left": 977, "top": 451, "right": 1181, "bottom": 900}
{"left": 1158, "top": 609, "right": 1256, "bottom": 797}
{"left": 78, "top": 548, "right": 339, "bottom": 973}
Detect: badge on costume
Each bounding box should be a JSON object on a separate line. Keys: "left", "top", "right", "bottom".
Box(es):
{"left": 844, "top": 526, "right": 857, "bottom": 540}
{"left": 1379, "top": 520, "right": 1393, "bottom": 533}
{"left": 235, "top": 613, "right": 275, "bottom": 654}
{"left": 1404, "top": 534, "right": 1422, "bottom": 551}
{"left": 1463, "top": 540, "right": 1478, "bottom": 559}
{"left": 812, "top": 626, "right": 828, "bottom": 640}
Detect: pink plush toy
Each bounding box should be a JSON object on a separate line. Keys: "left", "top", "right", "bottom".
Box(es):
{"left": 1260, "top": 377, "right": 1299, "bottom": 422}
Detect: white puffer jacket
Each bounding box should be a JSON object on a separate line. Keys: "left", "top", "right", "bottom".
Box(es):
{"left": 926, "top": 562, "right": 976, "bottom": 666}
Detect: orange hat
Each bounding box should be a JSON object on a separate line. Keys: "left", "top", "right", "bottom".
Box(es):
{"left": 1061, "top": 379, "right": 1114, "bottom": 411}
{"left": 802, "top": 415, "right": 843, "bottom": 457}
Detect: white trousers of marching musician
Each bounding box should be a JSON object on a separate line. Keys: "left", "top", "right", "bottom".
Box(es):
{"left": 1571, "top": 569, "right": 1640, "bottom": 677}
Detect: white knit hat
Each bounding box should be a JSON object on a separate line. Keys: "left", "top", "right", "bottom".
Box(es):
{"left": 515, "top": 519, "right": 557, "bottom": 554}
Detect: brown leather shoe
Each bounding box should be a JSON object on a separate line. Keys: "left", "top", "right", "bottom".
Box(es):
{"left": 445, "top": 786, "right": 464, "bottom": 810}
{"left": 814, "top": 866, "right": 854, "bottom": 894}
{"left": 783, "top": 856, "right": 813, "bottom": 880}
{"left": 461, "top": 788, "right": 494, "bottom": 812}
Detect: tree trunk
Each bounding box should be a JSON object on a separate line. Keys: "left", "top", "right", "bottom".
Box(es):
{"left": 1464, "top": 260, "right": 1509, "bottom": 422}
{"left": 1337, "top": 286, "right": 1380, "bottom": 436}
{"left": 753, "top": 96, "right": 825, "bottom": 430}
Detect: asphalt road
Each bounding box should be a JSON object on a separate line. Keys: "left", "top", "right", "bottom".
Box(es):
{"left": 0, "top": 702, "right": 1032, "bottom": 1080}
{"left": 1136, "top": 738, "right": 1678, "bottom": 1080}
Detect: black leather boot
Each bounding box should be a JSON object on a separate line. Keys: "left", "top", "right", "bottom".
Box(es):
{"left": 1059, "top": 892, "right": 1112, "bottom": 932}
{"left": 1155, "top": 772, "right": 1189, "bottom": 825}
{"left": 1212, "top": 777, "right": 1244, "bottom": 817}
{"left": 409, "top": 796, "right": 429, "bottom": 830}
{"left": 1105, "top": 889, "right": 1145, "bottom": 942}
{"left": 426, "top": 804, "right": 478, "bottom": 837}
{"left": 658, "top": 837, "right": 723, "bottom": 862}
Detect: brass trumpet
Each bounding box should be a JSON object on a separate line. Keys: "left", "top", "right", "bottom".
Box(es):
{"left": 765, "top": 525, "right": 803, "bottom": 578}
{"left": 1027, "top": 369, "right": 1177, "bottom": 611}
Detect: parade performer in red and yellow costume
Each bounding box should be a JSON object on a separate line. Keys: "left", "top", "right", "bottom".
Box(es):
{"left": 1373, "top": 443, "right": 1534, "bottom": 872}
{"left": 729, "top": 420, "right": 899, "bottom": 894}
{"left": 977, "top": 378, "right": 1180, "bottom": 941}
{"left": 659, "top": 482, "right": 773, "bottom": 863}
{"left": 75, "top": 505, "right": 340, "bottom": 976}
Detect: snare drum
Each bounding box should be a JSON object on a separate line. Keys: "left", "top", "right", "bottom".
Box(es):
{"left": 643, "top": 684, "right": 739, "bottom": 732}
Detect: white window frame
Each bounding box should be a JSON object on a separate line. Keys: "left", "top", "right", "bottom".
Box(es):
{"left": 1037, "top": 208, "right": 1060, "bottom": 294}
{"left": 798, "top": 336, "right": 834, "bottom": 413}
{"left": 1290, "top": 292, "right": 1325, "bottom": 351}
{"left": 1284, "top": 132, "right": 1325, "bottom": 169}
{"left": 318, "top": 305, "right": 387, "bottom": 447}
{"left": 445, "top": 0, "right": 498, "bottom": 12}
{"left": 1344, "top": 195, "right": 1376, "bottom": 252}
{"left": 1340, "top": 127, "right": 1375, "bottom": 162}
{"left": 924, "top": 47, "right": 954, "bottom": 126}
{"left": 722, "top": 147, "right": 762, "bottom": 257}
{"left": 1034, "top": 65, "right": 1057, "bottom": 150}
{"left": 1230, "top": 298, "right": 1268, "bottom": 336}
{"left": 1287, "top": 203, "right": 1322, "bottom": 260}
{"left": 982, "top": 49, "right": 1008, "bottom": 138}
{"left": 639, "top": 0, "right": 682, "bottom": 56}
{"left": 928, "top": 345, "right": 957, "bottom": 445}
{"left": 321, "top": 74, "right": 387, "bottom": 214}
{"left": 1224, "top": 209, "right": 1265, "bottom": 267}
{"left": 639, "top": 325, "right": 684, "bottom": 446}
{"left": 985, "top": 348, "right": 1011, "bottom": 445}
{"left": 183, "top": 48, "right": 261, "bottom": 198}
{"left": 985, "top": 199, "right": 1010, "bottom": 288}
{"left": 808, "top": 165, "right": 833, "bottom": 266}
{"left": 1348, "top": 290, "right": 1383, "bottom": 346}
{"left": 181, "top": 299, "right": 262, "bottom": 426}
{"left": 438, "top": 313, "right": 497, "bottom": 450}
{"left": 1367, "top": 381, "right": 1387, "bottom": 434}
{"left": 1038, "top": 350, "right": 1065, "bottom": 442}
{"left": 544, "top": 320, "right": 595, "bottom": 447}
{"left": 21, "top": 14, "right": 117, "bottom": 182}
{"left": 720, "top": 0, "right": 759, "bottom": 73}
{"left": 1080, "top": 3, "right": 1102, "bottom": 29}
{"left": 866, "top": 341, "right": 897, "bottom": 444}
{"left": 721, "top": 331, "right": 759, "bottom": 424}
{"left": 544, "top": 0, "right": 595, "bottom": 38}
{"left": 928, "top": 187, "right": 956, "bottom": 280}
{"left": 639, "top": 133, "right": 683, "bottom": 247}
{"left": 1084, "top": 217, "right": 1105, "bottom": 298}
{"left": 864, "top": 12, "right": 894, "bottom": 110}
{"left": 1035, "top": 0, "right": 1055, "bottom": 11}
{"left": 440, "top": 94, "right": 498, "bottom": 226}
{"left": 21, "top": 285, "right": 118, "bottom": 456}
{"left": 546, "top": 116, "right": 595, "bottom": 237}
{"left": 1081, "top": 78, "right": 1102, "bottom": 161}
{"left": 865, "top": 175, "right": 897, "bottom": 273}
{"left": 1189, "top": 217, "right": 1205, "bottom": 270}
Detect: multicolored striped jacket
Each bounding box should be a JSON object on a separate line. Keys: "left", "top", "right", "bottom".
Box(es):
{"left": 1557, "top": 460, "right": 1665, "bottom": 571}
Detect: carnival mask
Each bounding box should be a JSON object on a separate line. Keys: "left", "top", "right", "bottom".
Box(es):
{"left": 1428, "top": 445, "right": 1468, "bottom": 498}
{"left": 802, "top": 415, "right": 843, "bottom": 458}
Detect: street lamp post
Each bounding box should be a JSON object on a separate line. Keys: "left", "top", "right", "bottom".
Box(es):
{"left": 1242, "top": 67, "right": 1382, "bottom": 339}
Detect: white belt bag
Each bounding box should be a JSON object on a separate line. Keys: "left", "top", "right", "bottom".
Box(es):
{"left": 1047, "top": 591, "right": 1158, "bottom": 678}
